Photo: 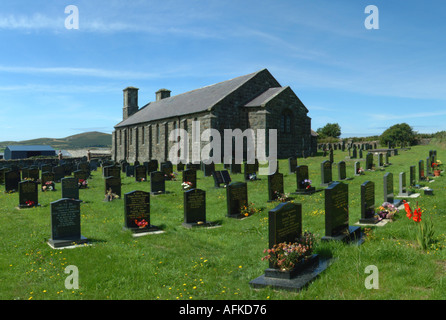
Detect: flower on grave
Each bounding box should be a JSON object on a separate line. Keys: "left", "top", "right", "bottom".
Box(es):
{"left": 261, "top": 232, "right": 315, "bottom": 271}
{"left": 357, "top": 167, "right": 365, "bottom": 175}
{"left": 273, "top": 191, "right": 289, "bottom": 202}
{"left": 165, "top": 172, "right": 177, "bottom": 181}
{"left": 135, "top": 219, "right": 148, "bottom": 229}
{"left": 42, "top": 181, "right": 54, "bottom": 192}
{"left": 240, "top": 202, "right": 260, "bottom": 217}
{"left": 104, "top": 188, "right": 119, "bottom": 202}
{"left": 25, "top": 200, "right": 35, "bottom": 207}
{"left": 248, "top": 173, "right": 257, "bottom": 181}
{"left": 302, "top": 179, "right": 312, "bottom": 189}
{"left": 182, "top": 181, "right": 193, "bottom": 190}
{"left": 78, "top": 179, "right": 88, "bottom": 188}
{"left": 377, "top": 202, "right": 398, "bottom": 220}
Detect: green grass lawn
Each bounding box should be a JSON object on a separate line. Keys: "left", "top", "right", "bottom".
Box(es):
{"left": 1, "top": 144, "right": 445, "bottom": 300}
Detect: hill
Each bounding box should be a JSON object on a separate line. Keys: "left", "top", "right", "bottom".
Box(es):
{"left": 0, "top": 131, "right": 112, "bottom": 151}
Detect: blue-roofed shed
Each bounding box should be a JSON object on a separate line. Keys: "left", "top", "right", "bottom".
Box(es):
{"left": 4, "top": 145, "right": 56, "bottom": 160}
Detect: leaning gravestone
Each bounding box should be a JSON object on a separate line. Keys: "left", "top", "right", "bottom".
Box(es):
{"left": 61, "top": 177, "right": 80, "bottom": 200}
{"left": 359, "top": 181, "right": 378, "bottom": 224}
{"left": 183, "top": 188, "right": 212, "bottom": 228}
{"left": 226, "top": 181, "right": 248, "bottom": 218}
{"left": 267, "top": 171, "right": 284, "bottom": 201}
{"left": 320, "top": 160, "right": 332, "bottom": 187}
{"left": 322, "top": 182, "right": 361, "bottom": 243}
{"left": 124, "top": 190, "right": 160, "bottom": 235}
{"left": 18, "top": 180, "right": 39, "bottom": 208}
{"left": 150, "top": 171, "right": 165, "bottom": 195}
{"left": 48, "top": 198, "right": 87, "bottom": 248}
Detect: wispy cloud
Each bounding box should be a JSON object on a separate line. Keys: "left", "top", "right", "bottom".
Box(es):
{"left": 368, "top": 110, "right": 446, "bottom": 121}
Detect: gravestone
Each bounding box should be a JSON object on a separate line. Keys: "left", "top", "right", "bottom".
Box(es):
{"left": 359, "top": 181, "right": 378, "bottom": 224}
{"left": 359, "top": 149, "right": 363, "bottom": 159}
{"left": 337, "top": 161, "right": 347, "bottom": 181}
{"left": 409, "top": 166, "right": 416, "bottom": 187}
{"left": 426, "top": 157, "right": 433, "bottom": 177}
{"left": 418, "top": 160, "right": 425, "bottom": 181}
{"left": 61, "top": 177, "right": 79, "bottom": 200}
{"left": 121, "top": 161, "right": 129, "bottom": 173}
{"left": 126, "top": 165, "right": 135, "bottom": 177}
{"left": 351, "top": 145, "right": 357, "bottom": 159}
{"left": 320, "top": 160, "right": 332, "bottom": 187}
{"left": 213, "top": 170, "right": 231, "bottom": 188}
{"left": 288, "top": 157, "right": 297, "bottom": 174}
{"left": 293, "top": 165, "right": 316, "bottom": 194}
{"left": 48, "top": 198, "right": 87, "bottom": 248}
{"left": 124, "top": 190, "right": 160, "bottom": 234}
{"left": 383, "top": 172, "right": 402, "bottom": 207}
{"left": 18, "top": 180, "right": 39, "bottom": 208}
{"left": 4, "top": 170, "right": 20, "bottom": 193}
{"left": 104, "top": 165, "right": 120, "bottom": 179}
{"left": 201, "top": 162, "right": 215, "bottom": 177}
{"left": 267, "top": 172, "right": 284, "bottom": 201}
{"left": 105, "top": 176, "right": 121, "bottom": 198}
{"left": 226, "top": 182, "right": 248, "bottom": 218}
{"left": 365, "top": 153, "right": 373, "bottom": 170}
{"left": 28, "top": 168, "right": 40, "bottom": 181}
{"left": 73, "top": 170, "right": 89, "bottom": 189}
{"left": 53, "top": 165, "right": 65, "bottom": 183}
{"left": 354, "top": 162, "right": 361, "bottom": 176}
{"left": 41, "top": 172, "right": 56, "bottom": 191}
{"left": 230, "top": 163, "right": 242, "bottom": 174}
{"left": 161, "top": 161, "right": 174, "bottom": 180}
{"left": 150, "top": 171, "right": 165, "bottom": 195}
{"left": 378, "top": 153, "right": 383, "bottom": 167}
{"left": 398, "top": 172, "right": 412, "bottom": 197}
{"left": 183, "top": 188, "right": 212, "bottom": 228}
{"left": 135, "top": 165, "right": 147, "bottom": 182}
{"left": 268, "top": 202, "right": 302, "bottom": 250}
{"left": 322, "top": 182, "right": 361, "bottom": 243}
{"left": 182, "top": 169, "right": 197, "bottom": 190}
{"left": 244, "top": 162, "right": 258, "bottom": 181}
{"left": 385, "top": 153, "right": 390, "bottom": 166}
{"left": 0, "top": 167, "right": 6, "bottom": 185}
{"left": 146, "top": 160, "right": 158, "bottom": 174}
{"left": 329, "top": 149, "right": 334, "bottom": 164}
{"left": 177, "top": 163, "right": 185, "bottom": 172}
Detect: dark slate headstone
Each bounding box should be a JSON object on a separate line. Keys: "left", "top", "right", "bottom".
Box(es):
{"left": 221, "top": 170, "right": 232, "bottom": 186}
{"left": 105, "top": 165, "right": 120, "bottom": 179}
{"left": 244, "top": 162, "right": 258, "bottom": 181}
{"left": 230, "top": 163, "right": 242, "bottom": 174}
{"left": 268, "top": 202, "right": 302, "bottom": 250}
{"left": 183, "top": 188, "right": 211, "bottom": 228}
{"left": 320, "top": 160, "right": 332, "bottom": 187}
{"left": 161, "top": 161, "right": 174, "bottom": 180}
{"left": 41, "top": 171, "right": 56, "bottom": 191}
{"left": 53, "top": 165, "right": 65, "bottom": 183}
{"left": 0, "top": 167, "right": 6, "bottom": 185}
{"left": 61, "top": 177, "right": 79, "bottom": 200}
{"left": 288, "top": 157, "right": 297, "bottom": 174}
{"left": 322, "top": 182, "right": 361, "bottom": 242}
{"left": 378, "top": 153, "right": 384, "bottom": 167}
{"left": 124, "top": 190, "right": 159, "bottom": 234}
{"left": 48, "top": 198, "right": 87, "bottom": 248}
{"left": 18, "top": 180, "right": 39, "bottom": 208}
{"left": 409, "top": 166, "right": 416, "bottom": 187}
{"left": 182, "top": 169, "right": 197, "bottom": 190}
{"left": 135, "top": 165, "right": 147, "bottom": 182}
{"left": 150, "top": 171, "right": 165, "bottom": 195}
{"left": 267, "top": 171, "right": 284, "bottom": 201}
{"left": 4, "top": 170, "right": 20, "bottom": 193}
{"left": 337, "top": 161, "right": 347, "bottom": 181}
{"left": 418, "top": 160, "right": 425, "bottom": 181}
{"left": 105, "top": 176, "right": 121, "bottom": 198}
{"left": 28, "top": 168, "right": 40, "bottom": 181}
{"left": 398, "top": 172, "right": 411, "bottom": 197}
{"left": 126, "top": 165, "right": 135, "bottom": 177}
{"left": 121, "top": 161, "right": 129, "bottom": 173}
{"left": 293, "top": 165, "right": 315, "bottom": 195}
{"left": 73, "top": 170, "right": 89, "bottom": 189}
{"left": 426, "top": 157, "right": 433, "bottom": 177}
{"left": 201, "top": 162, "right": 215, "bottom": 177}
{"left": 359, "top": 181, "right": 377, "bottom": 224}
{"left": 177, "top": 163, "right": 185, "bottom": 172}
{"left": 354, "top": 161, "right": 361, "bottom": 176}
{"left": 226, "top": 181, "right": 248, "bottom": 218}
{"left": 365, "top": 153, "right": 373, "bottom": 170}
{"left": 146, "top": 160, "right": 158, "bottom": 174}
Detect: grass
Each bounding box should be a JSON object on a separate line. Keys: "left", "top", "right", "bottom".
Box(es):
{"left": 1, "top": 143, "right": 446, "bottom": 300}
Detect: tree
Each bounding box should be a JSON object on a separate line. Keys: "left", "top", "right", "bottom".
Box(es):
{"left": 380, "top": 123, "right": 416, "bottom": 147}
{"left": 316, "top": 123, "right": 341, "bottom": 139}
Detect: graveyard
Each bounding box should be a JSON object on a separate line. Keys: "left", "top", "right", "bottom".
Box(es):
{"left": 1, "top": 143, "right": 446, "bottom": 300}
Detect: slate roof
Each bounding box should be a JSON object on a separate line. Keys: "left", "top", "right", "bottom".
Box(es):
{"left": 6, "top": 145, "right": 55, "bottom": 151}
{"left": 115, "top": 69, "right": 274, "bottom": 128}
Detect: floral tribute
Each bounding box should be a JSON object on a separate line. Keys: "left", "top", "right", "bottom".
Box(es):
{"left": 182, "top": 181, "right": 193, "bottom": 190}
{"left": 78, "top": 179, "right": 88, "bottom": 189}
{"left": 240, "top": 202, "right": 261, "bottom": 217}
{"left": 262, "top": 232, "right": 315, "bottom": 271}
{"left": 301, "top": 179, "right": 312, "bottom": 189}
{"left": 134, "top": 219, "right": 149, "bottom": 229}
{"left": 41, "top": 181, "right": 55, "bottom": 192}
{"left": 377, "top": 202, "right": 398, "bottom": 220}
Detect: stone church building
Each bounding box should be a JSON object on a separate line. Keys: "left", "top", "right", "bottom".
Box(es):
{"left": 112, "top": 68, "right": 317, "bottom": 164}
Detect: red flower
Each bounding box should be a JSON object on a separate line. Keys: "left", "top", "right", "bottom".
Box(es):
{"left": 412, "top": 202, "right": 422, "bottom": 223}
{"left": 403, "top": 200, "right": 412, "bottom": 219}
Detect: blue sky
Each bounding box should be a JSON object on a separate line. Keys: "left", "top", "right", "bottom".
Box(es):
{"left": 0, "top": 0, "right": 445, "bottom": 141}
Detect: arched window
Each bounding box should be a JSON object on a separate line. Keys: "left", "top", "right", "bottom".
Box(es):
{"left": 280, "top": 109, "right": 292, "bottom": 133}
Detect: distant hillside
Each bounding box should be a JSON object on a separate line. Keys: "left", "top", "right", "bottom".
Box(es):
{"left": 0, "top": 131, "right": 112, "bottom": 151}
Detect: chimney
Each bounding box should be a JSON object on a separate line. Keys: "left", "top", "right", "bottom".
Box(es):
{"left": 156, "top": 88, "right": 171, "bottom": 101}
{"left": 123, "top": 87, "right": 139, "bottom": 120}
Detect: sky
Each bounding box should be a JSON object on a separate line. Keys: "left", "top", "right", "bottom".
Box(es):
{"left": 0, "top": 0, "right": 445, "bottom": 141}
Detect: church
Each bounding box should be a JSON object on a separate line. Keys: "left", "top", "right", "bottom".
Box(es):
{"left": 112, "top": 68, "right": 317, "bottom": 164}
